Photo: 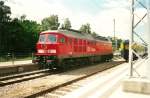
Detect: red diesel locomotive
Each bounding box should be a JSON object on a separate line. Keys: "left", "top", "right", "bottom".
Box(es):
{"left": 33, "top": 29, "right": 113, "bottom": 69}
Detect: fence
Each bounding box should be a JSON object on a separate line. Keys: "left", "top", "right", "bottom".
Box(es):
{"left": 0, "top": 50, "right": 34, "bottom": 63}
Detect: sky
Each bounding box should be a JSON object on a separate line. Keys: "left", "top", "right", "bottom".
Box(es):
{"left": 5, "top": 0, "right": 148, "bottom": 40}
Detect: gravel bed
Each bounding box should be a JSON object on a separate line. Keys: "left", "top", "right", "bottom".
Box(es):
{"left": 0, "top": 61, "right": 123, "bottom": 98}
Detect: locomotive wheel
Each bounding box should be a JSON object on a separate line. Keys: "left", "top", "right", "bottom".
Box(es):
{"left": 62, "top": 60, "right": 67, "bottom": 70}
{"left": 56, "top": 59, "right": 68, "bottom": 71}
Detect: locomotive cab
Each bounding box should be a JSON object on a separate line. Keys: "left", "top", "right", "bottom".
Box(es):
{"left": 33, "top": 32, "right": 59, "bottom": 68}
{"left": 36, "top": 33, "right": 57, "bottom": 55}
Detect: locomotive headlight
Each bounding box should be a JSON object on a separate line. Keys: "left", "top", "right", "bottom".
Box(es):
{"left": 38, "top": 49, "right": 44, "bottom": 53}
{"left": 48, "top": 49, "right": 56, "bottom": 53}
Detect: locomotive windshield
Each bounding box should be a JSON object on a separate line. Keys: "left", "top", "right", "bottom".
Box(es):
{"left": 39, "top": 34, "right": 46, "bottom": 42}
{"left": 48, "top": 34, "right": 56, "bottom": 43}
{"left": 39, "top": 34, "right": 56, "bottom": 43}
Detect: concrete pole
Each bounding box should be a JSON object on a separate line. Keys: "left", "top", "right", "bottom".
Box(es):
{"left": 146, "top": 0, "right": 150, "bottom": 79}
{"left": 129, "top": 0, "right": 134, "bottom": 77}
{"left": 113, "top": 19, "right": 117, "bottom": 51}
{"left": 147, "top": 0, "right": 150, "bottom": 58}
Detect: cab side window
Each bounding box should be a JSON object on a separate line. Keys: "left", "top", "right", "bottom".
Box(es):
{"left": 60, "top": 37, "right": 65, "bottom": 43}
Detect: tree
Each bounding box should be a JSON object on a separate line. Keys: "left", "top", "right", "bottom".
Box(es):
{"left": 2, "top": 17, "right": 40, "bottom": 52}
{"left": 18, "top": 19, "right": 40, "bottom": 51}
{"left": 61, "top": 18, "right": 71, "bottom": 29}
{"left": 20, "top": 14, "right": 26, "bottom": 21}
{"left": 41, "top": 15, "right": 60, "bottom": 30}
{"left": 0, "top": 1, "right": 11, "bottom": 52}
{"left": 79, "top": 23, "right": 91, "bottom": 34}
{"left": 110, "top": 37, "right": 123, "bottom": 50}
{"left": 92, "top": 31, "right": 98, "bottom": 37}
{"left": 1, "top": 16, "right": 40, "bottom": 53}
{"left": 0, "top": 1, "right": 11, "bottom": 22}
{"left": 0, "top": 1, "right": 41, "bottom": 55}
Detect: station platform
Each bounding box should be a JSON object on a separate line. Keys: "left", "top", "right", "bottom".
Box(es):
{"left": 110, "top": 58, "right": 150, "bottom": 98}
{"left": 62, "top": 58, "right": 150, "bottom": 98}
{"left": 109, "top": 86, "right": 150, "bottom": 98}
{"left": 0, "top": 60, "right": 39, "bottom": 76}
{"left": 0, "top": 60, "right": 32, "bottom": 68}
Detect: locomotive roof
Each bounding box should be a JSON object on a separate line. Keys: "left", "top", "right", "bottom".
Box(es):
{"left": 41, "top": 29, "right": 109, "bottom": 42}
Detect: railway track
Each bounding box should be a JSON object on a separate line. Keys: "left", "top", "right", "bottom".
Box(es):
{"left": 24, "top": 61, "right": 124, "bottom": 98}
{"left": 0, "top": 69, "right": 51, "bottom": 87}
{"left": 33, "top": 59, "right": 146, "bottom": 98}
